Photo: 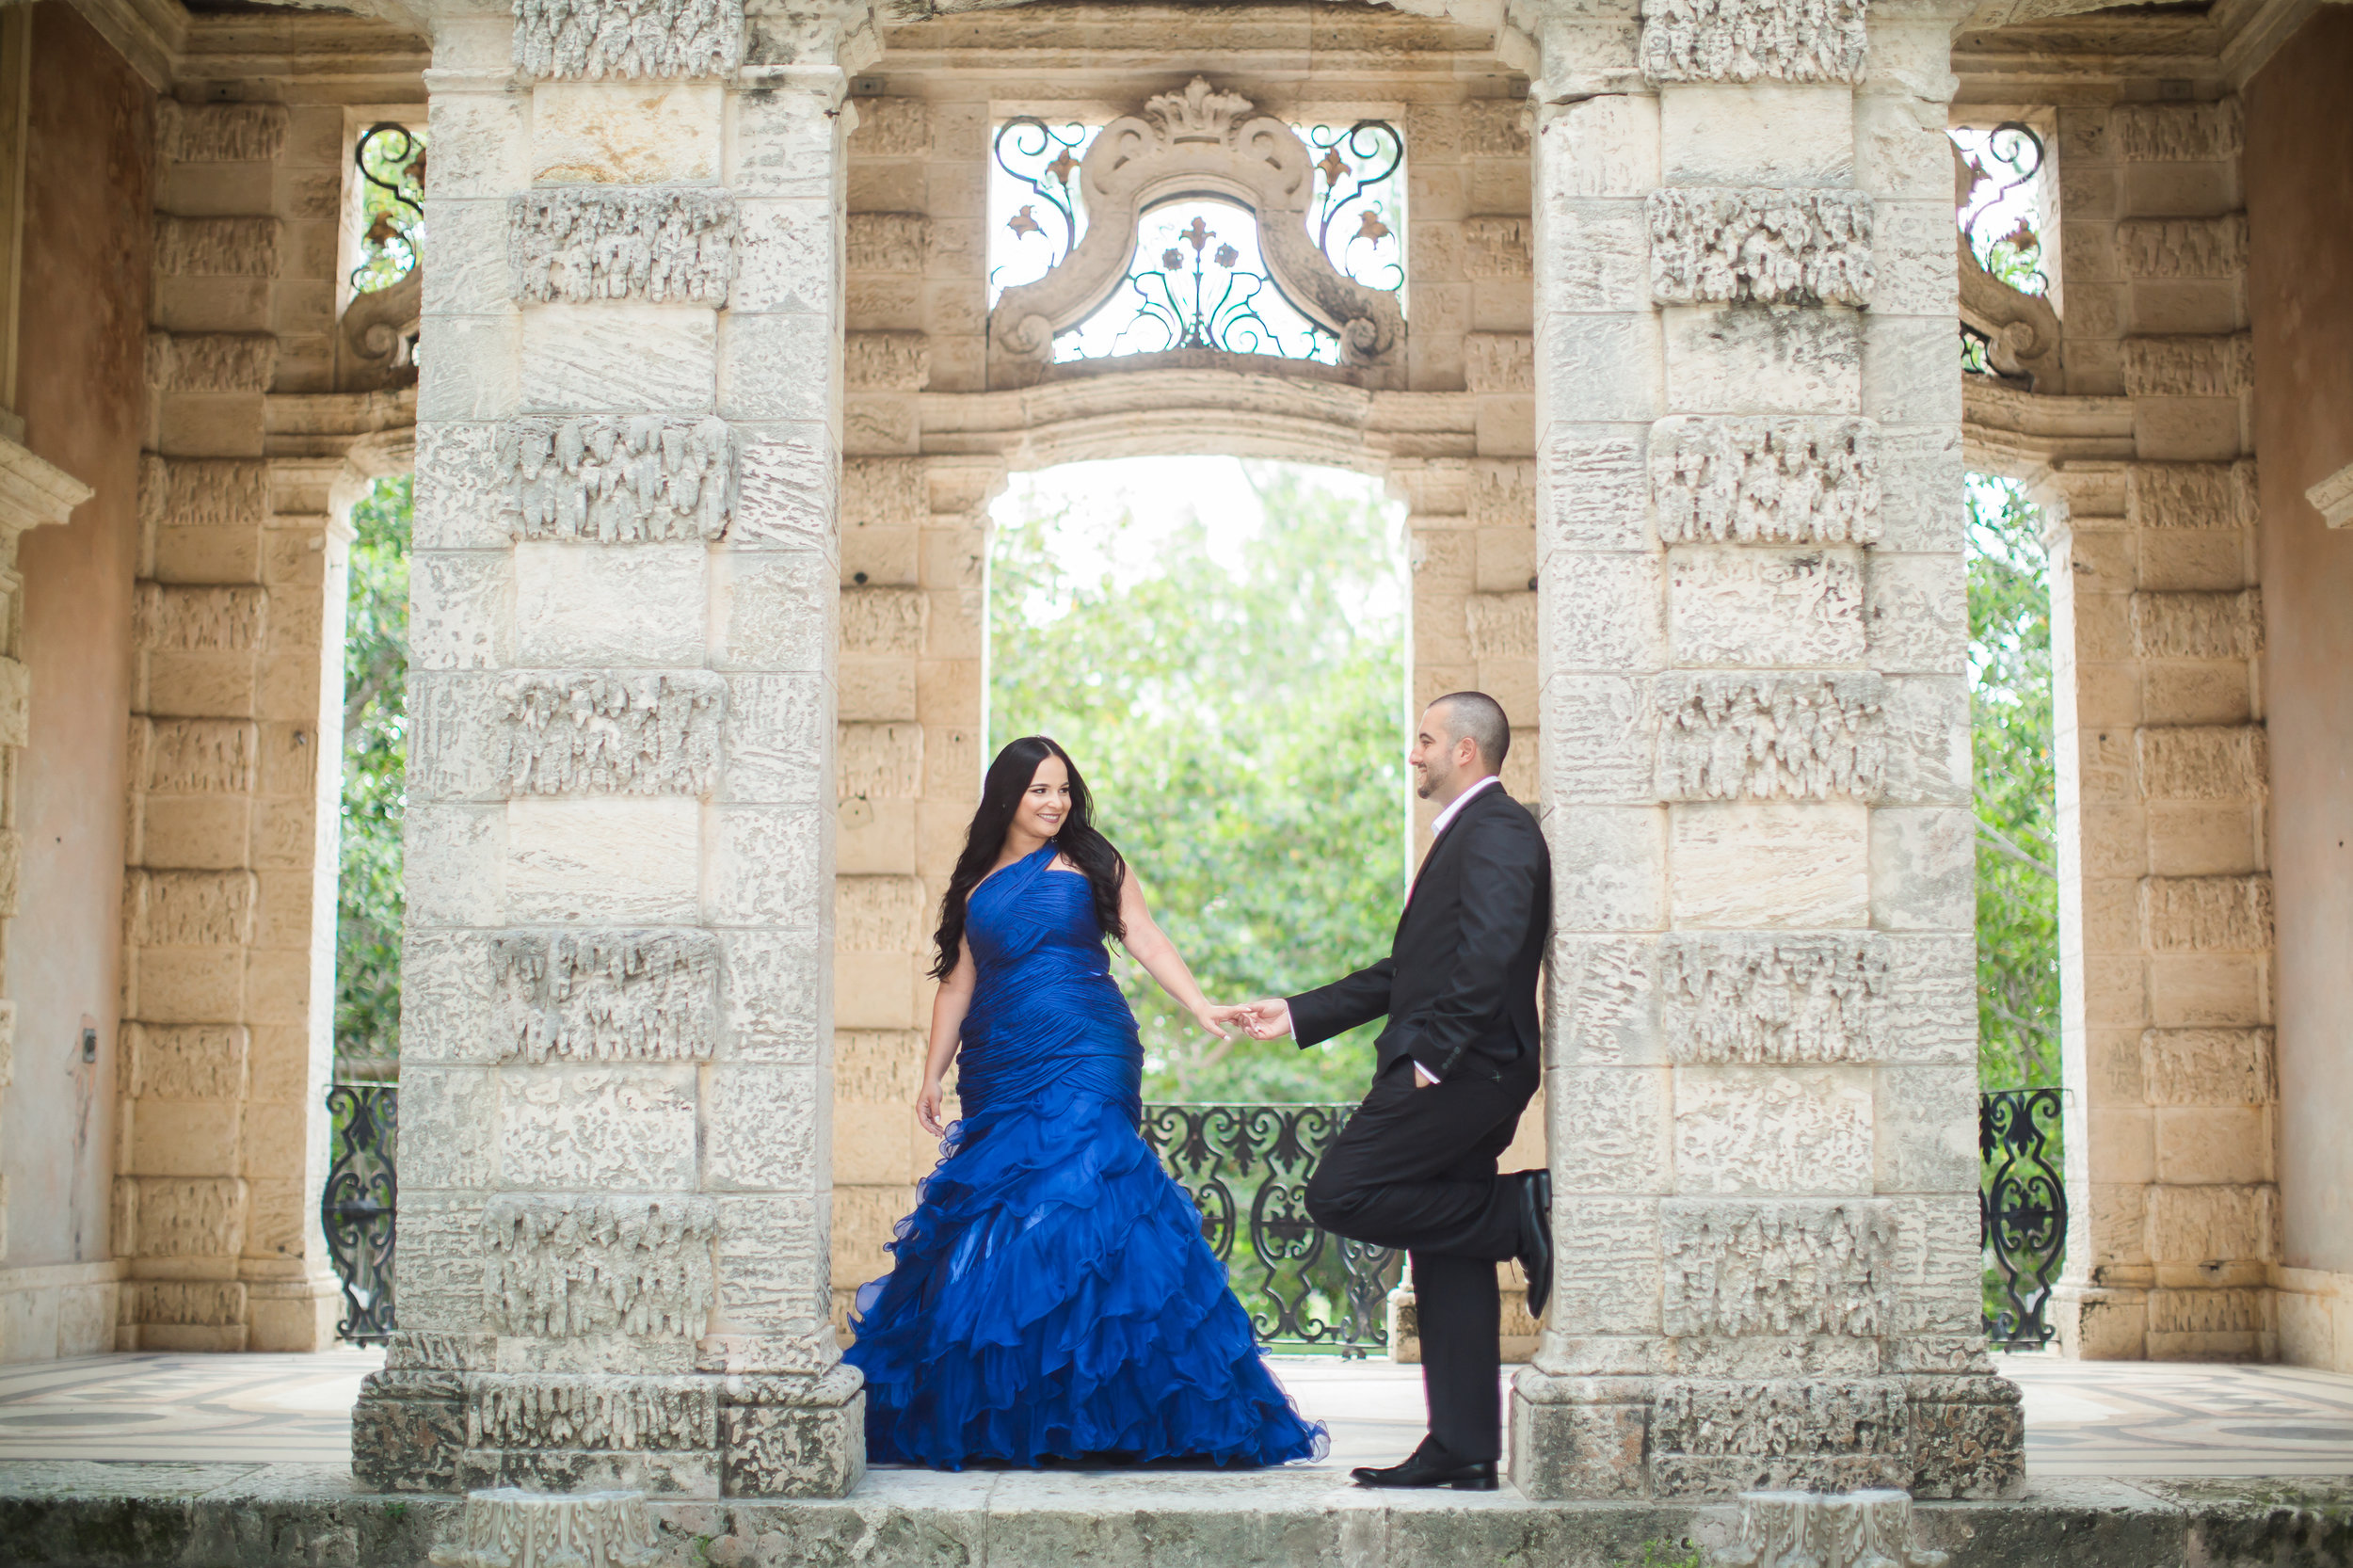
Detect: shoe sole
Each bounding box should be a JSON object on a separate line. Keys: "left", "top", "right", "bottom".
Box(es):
{"left": 1350, "top": 1476, "right": 1501, "bottom": 1491}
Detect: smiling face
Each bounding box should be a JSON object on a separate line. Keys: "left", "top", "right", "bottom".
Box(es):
{"left": 1408, "top": 701, "right": 1478, "bottom": 803}
{"left": 1015, "top": 751, "right": 1073, "bottom": 840}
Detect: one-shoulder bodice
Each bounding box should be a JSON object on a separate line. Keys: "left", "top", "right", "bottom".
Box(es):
{"left": 954, "top": 843, "right": 1141, "bottom": 1122}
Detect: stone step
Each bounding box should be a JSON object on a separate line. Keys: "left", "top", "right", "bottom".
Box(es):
{"left": 0, "top": 1464, "right": 2347, "bottom": 1568}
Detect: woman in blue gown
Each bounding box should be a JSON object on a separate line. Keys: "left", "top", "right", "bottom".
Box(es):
{"left": 843, "top": 735, "right": 1327, "bottom": 1469}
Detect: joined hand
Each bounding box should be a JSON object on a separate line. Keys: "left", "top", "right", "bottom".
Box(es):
{"left": 1229, "top": 998, "right": 1293, "bottom": 1040}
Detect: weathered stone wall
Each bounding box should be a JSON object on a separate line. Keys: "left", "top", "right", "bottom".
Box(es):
{"left": 2243, "top": 7, "right": 2353, "bottom": 1376}
{"left": 2039, "top": 95, "right": 2277, "bottom": 1364}
{"left": 1507, "top": 0, "right": 2018, "bottom": 1499}
{"left": 0, "top": 2, "right": 138, "bottom": 1362}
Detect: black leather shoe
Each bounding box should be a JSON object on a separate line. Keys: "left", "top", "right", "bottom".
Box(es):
{"left": 1517, "top": 1168, "right": 1554, "bottom": 1321}
{"left": 1351, "top": 1441, "right": 1500, "bottom": 1491}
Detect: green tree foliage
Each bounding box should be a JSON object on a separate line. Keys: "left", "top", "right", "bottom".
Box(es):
{"left": 1968, "top": 477, "right": 2059, "bottom": 1090}
{"left": 990, "top": 463, "right": 1407, "bottom": 1103}
{"left": 336, "top": 476, "right": 411, "bottom": 1069}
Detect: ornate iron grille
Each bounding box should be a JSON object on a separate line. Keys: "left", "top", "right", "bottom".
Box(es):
{"left": 322, "top": 1082, "right": 399, "bottom": 1343}
{"left": 351, "top": 122, "right": 425, "bottom": 294}
{"left": 1953, "top": 121, "right": 2049, "bottom": 377}
{"left": 1140, "top": 1102, "right": 1401, "bottom": 1356}
{"left": 1980, "top": 1087, "right": 2066, "bottom": 1351}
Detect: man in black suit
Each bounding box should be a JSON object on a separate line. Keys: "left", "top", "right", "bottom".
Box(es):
{"left": 1239, "top": 692, "right": 1552, "bottom": 1491}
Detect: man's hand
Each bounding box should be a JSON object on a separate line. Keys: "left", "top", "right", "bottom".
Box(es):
{"left": 1236, "top": 998, "right": 1294, "bottom": 1040}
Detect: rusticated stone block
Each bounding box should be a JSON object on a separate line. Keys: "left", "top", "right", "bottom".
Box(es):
{"left": 1668, "top": 548, "right": 1865, "bottom": 667}
{"left": 843, "top": 331, "right": 930, "bottom": 391}
{"left": 1908, "top": 1374, "right": 2025, "bottom": 1498}
{"left": 125, "top": 869, "right": 258, "bottom": 948}
{"left": 2141, "top": 1027, "right": 2274, "bottom": 1105}
{"left": 837, "top": 722, "right": 921, "bottom": 799}
{"left": 128, "top": 1280, "right": 246, "bottom": 1325}
{"left": 1509, "top": 1379, "right": 1650, "bottom": 1499}
{"left": 509, "top": 189, "right": 736, "bottom": 304}
{"left": 434, "top": 1487, "right": 662, "bottom": 1564}
{"left": 136, "top": 584, "right": 267, "bottom": 650}
{"left": 845, "top": 213, "right": 930, "bottom": 276}
{"left": 492, "top": 929, "right": 719, "bottom": 1063}
{"left": 350, "top": 1369, "right": 465, "bottom": 1492}
{"left": 2115, "top": 98, "right": 2242, "bottom": 162}
{"left": 2125, "top": 459, "right": 2255, "bottom": 530}
{"left": 146, "top": 331, "right": 277, "bottom": 392}
{"left": 1675, "top": 1068, "right": 1873, "bottom": 1196}
{"left": 123, "top": 1176, "right": 247, "bottom": 1257}
{"left": 1465, "top": 332, "right": 1535, "bottom": 392}
{"left": 141, "top": 456, "right": 269, "bottom": 532}
{"left": 2121, "top": 334, "right": 2252, "bottom": 398}
{"left": 2137, "top": 724, "right": 2265, "bottom": 800}
{"left": 1721, "top": 1488, "right": 1954, "bottom": 1563}
{"left": 720, "top": 1366, "right": 866, "bottom": 1497}
{"left": 481, "top": 1193, "right": 718, "bottom": 1336}
{"left": 498, "top": 671, "right": 725, "bottom": 796}
{"left": 2147, "top": 1181, "right": 2277, "bottom": 1263}
{"left": 840, "top": 586, "right": 926, "bottom": 655}
{"left": 153, "top": 216, "right": 283, "bottom": 278}
{"left": 513, "top": 0, "right": 744, "bottom": 79}
{"left": 1638, "top": 0, "right": 1865, "bottom": 84}
{"left": 1660, "top": 1199, "right": 1895, "bottom": 1337}
{"left": 1466, "top": 592, "right": 1537, "bottom": 659}
{"left": 467, "top": 1374, "right": 717, "bottom": 1450}
{"left": 841, "top": 458, "right": 925, "bottom": 530}
{"left": 140, "top": 718, "right": 258, "bottom": 793}
{"left": 387, "top": 1331, "right": 499, "bottom": 1371}
{"left": 2118, "top": 215, "right": 2248, "bottom": 280}
{"left": 126, "top": 1023, "right": 248, "bottom": 1099}
{"left": 1651, "top": 1379, "right": 1909, "bottom": 1496}
{"left": 1647, "top": 189, "right": 1872, "bottom": 307}
{"left": 500, "top": 416, "right": 735, "bottom": 543}
{"left": 1658, "top": 934, "right": 1886, "bottom": 1063}
{"left": 834, "top": 875, "right": 924, "bottom": 952}
{"left": 1463, "top": 216, "right": 1533, "bottom": 279}
{"left": 1650, "top": 416, "right": 1880, "bottom": 546}
{"left": 1654, "top": 673, "right": 1884, "bottom": 802}
{"left": 1460, "top": 99, "right": 1530, "bottom": 156}
{"left": 2139, "top": 873, "right": 2272, "bottom": 952}
{"left": 849, "top": 97, "right": 929, "bottom": 158}
{"left": 156, "top": 101, "right": 286, "bottom": 163}
{"left": 2130, "top": 588, "right": 2262, "bottom": 659}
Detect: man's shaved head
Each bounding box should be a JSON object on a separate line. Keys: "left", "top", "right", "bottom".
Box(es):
{"left": 1429, "top": 691, "right": 1510, "bottom": 773}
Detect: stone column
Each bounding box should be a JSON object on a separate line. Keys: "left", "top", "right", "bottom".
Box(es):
{"left": 118, "top": 100, "right": 349, "bottom": 1353}
{"left": 2042, "top": 96, "right": 2276, "bottom": 1363}
{"left": 1509, "top": 0, "right": 2021, "bottom": 1498}
{"left": 353, "top": 0, "right": 872, "bottom": 1497}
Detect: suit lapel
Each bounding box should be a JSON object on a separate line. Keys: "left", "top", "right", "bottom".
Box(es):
{"left": 1403, "top": 785, "right": 1498, "bottom": 914}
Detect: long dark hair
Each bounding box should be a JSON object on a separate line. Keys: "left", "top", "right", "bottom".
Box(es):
{"left": 931, "top": 735, "right": 1128, "bottom": 979}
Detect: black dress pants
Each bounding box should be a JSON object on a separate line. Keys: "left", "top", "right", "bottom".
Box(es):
{"left": 1304, "top": 1053, "right": 1537, "bottom": 1464}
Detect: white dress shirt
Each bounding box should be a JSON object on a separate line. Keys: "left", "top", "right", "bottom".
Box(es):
{"left": 1412, "top": 774, "right": 1505, "bottom": 1082}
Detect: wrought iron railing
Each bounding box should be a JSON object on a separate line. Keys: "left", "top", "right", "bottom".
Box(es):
{"left": 1980, "top": 1086, "right": 2066, "bottom": 1351}
{"left": 322, "top": 1082, "right": 399, "bottom": 1343}
{"left": 311, "top": 1082, "right": 2064, "bottom": 1357}
{"left": 1139, "top": 1101, "right": 1401, "bottom": 1356}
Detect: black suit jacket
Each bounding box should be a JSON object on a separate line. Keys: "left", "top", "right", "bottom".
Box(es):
{"left": 1287, "top": 782, "right": 1551, "bottom": 1082}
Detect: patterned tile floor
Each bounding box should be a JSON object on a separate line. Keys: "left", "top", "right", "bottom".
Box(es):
{"left": 0, "top": 1351, "right": 2346, "bottom": 1479}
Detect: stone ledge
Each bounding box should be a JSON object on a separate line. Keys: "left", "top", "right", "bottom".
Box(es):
{"left": 0, "top": 1464, "right": 2346, "bottom": 1568}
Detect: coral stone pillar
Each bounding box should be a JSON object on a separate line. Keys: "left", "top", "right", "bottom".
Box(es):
{"left": 1508, "top": 0, "right": 2023, "bottom": 1498}
{"left": 352, "top": 0, "right": 872, "bottom": 1497}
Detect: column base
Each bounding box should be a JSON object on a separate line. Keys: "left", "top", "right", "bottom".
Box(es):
{"left": 349, "top": 1336, "right": 866, "bottom": 1498}
{"left": 1509, "top": 1368, "right": 2024, "bottom": 1500}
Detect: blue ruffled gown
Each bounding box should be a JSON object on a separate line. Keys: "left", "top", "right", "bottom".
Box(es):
{"left": 843, "top": 843, "right": 1328, "bottom": 1469}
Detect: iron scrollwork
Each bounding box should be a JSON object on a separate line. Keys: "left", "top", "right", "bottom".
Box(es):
{"left": 991, "top": 117, "right": 1093, "bottom": 294}
{"left": 1141, "top": 1101, "right": 1401, "bottom": 1355}
{"left": 351, "top": 122, "right": 425, "bottom": 295}
{"left": 1979, "top": 1087, "right": 2066, "bottom": 1351}
{"left": 322, "top": 1082, "right": 399, "bottom": 1343}
{"left": 1303, "top": 121, "right": 1404, "bottom": 294}
{"left": 1953, "top": 122, "right": 2062, "bottom": 390}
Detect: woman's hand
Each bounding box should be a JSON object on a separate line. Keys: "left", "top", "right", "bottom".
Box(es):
{"left": 1193, "top": 1005, "right": 1237, "bottom": 1040}
{"left": 916, "top": 1078, "right": 947, "bottom": 1138}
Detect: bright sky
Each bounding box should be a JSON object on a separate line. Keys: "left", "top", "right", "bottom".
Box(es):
{"left": 987, "top": 456, "right": 1404, "bottom": 614}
